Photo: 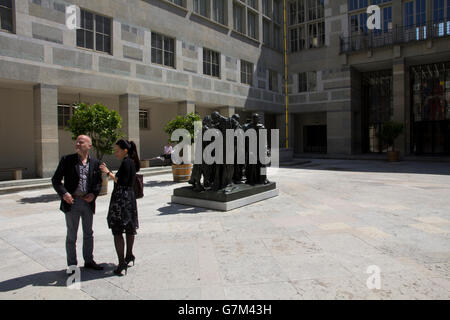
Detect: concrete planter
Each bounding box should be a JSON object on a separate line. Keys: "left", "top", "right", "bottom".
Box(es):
{"left": 387, "top": 151, "right": 400, "bottom": 162}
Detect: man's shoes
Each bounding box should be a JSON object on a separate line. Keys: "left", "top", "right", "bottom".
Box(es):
{"left": 84, "top": 261, "right": 104, "bottom": 270}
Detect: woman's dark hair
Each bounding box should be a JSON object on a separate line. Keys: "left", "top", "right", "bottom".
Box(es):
{"left": 116, "top": 139, "right": 140, "bottom": 172}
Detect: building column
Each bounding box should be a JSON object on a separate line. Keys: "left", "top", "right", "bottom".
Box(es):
{"left": 34, "top": 84, "right": 59, "bottom": 178}
{"left": 178, "top": 100, "right": 196, "bottom": 115}
{"left": 393, "top": 59, "right": 407, "bottom": 156}
{"left": 219, "top": 106, "right": 235, "bottom": 117}
{"left": 119, "top": 94, "right": 140, "bottom": 156}
{"left": 327, "top": 111, "right": 353, "bottom": 155}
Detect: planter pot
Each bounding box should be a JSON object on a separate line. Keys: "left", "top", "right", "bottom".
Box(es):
{"left": 387, "top": 151, "right": 400, "bottom": 162}
{"left": 99, "top": 172, "right": 108, "bottom": 196}
{"left": 172, "top": 164, "right": 193, "bottom": 182}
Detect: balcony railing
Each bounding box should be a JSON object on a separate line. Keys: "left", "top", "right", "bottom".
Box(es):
{"left": 340, "top": 19, "right": 450, "bottom": 53}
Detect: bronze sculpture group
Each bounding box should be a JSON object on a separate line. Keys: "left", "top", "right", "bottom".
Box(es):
{"left": 188, "top": 112, "right": 270, "bottom": 192}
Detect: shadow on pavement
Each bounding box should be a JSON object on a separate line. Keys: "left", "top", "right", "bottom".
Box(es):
{"left": 17, "top": 194, "right": 60, "bottom": 204}
{"left": 157, "top": 203, "right": 211, "bottom": 215}
{"left": 0, "top": 263, "right": 117, "bottom": 292}
{"left": 144, "top": 181, "right": 183, "bottom": 188}
{"left": 286, "top": 159, "right": 450, "bottom": 176}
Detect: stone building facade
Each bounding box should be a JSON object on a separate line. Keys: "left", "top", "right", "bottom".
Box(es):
{"left": 0, "top": 0, "right": 449, "bottom": 179}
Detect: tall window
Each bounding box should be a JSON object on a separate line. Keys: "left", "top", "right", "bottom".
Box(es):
{"left": 308, "top": 0, "right": 324, "bottom": 21}
{"left": 233, "top": 3, "right": 244, "bottom": 33}
{"left": 308, "top": 21, "right": 324, "bottom": 48}
{"left": 151, "top": 32, "right": 175, "bottom": 68}
{"left": 247, "top": 0, "right": 257, "bottom": 10}
{"left": 383, "top": 6, "right": 392, "bottom": 32}
{"left": 212, "top": 0, "right": 225, "bottom": 24}
{"left": 262, "top": 0, "right": 270, "bottom": 16}
{"left": 203, "top": 48, "right": 220, "bottom": 78}
{"left": 194, "top": 0, "right": 207, "bottom": 17}
{"left": 433, "top": 0, "right": 445, "bottom": 22}
{"left": 0, "top": 0, "right": 13, "bottom": 33}
{"left": 247, "top": 11, "right": 257, "bottom": 39}
{"left": 273, "top": 0, "right": 281, "bottom": 23}
{"left": 241, "top": 60, "right": 253, "bottom": 85}
{"left": 298, "top": 72, "right": 317, "bottom": 92}
{"left": 168, "top": 0, "right": 184, "bottom": 6}
{"left": 77, "top": 9, "right": 112, "bottom": 54}
{"left": 404, "top": 1, "right": 414, "bottom": 28}
{"left": 263, "top": 19, "right": 271, "bottom": 45}
{"left": 274, "top": 25, "right": 281, "bottom": 50}
{"left": 58, "top": 104, "right": 76, "bottom": 128}
{"left": 289, "top": 0, "right": 325, "bottom": 51}
{"left": 139, "top": 109, "right": 149, "bottom": 130}
{"left": 416, "top": 0, "right": 426, "bottom": 25}
{"left": 269, "top": 70, "right": 278, "bottom": 92}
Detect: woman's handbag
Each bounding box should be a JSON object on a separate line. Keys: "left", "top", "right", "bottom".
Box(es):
{"left": 134, "top": 174, "right": 144, "bottom": 199}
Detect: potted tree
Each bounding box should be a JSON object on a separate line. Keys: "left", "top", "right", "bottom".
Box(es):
{"left": 377, "top": 121, "right": 404, "bottom": 162}
{"left": 164, "top": 112, "right": 201, "bottom": 182}
{"left": 67, "top": 103, "right": 123, "bottom": 195}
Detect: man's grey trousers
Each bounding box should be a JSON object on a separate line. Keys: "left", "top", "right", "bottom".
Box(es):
{"left": 65, "top": 198, "right": 95, "bottom": 266}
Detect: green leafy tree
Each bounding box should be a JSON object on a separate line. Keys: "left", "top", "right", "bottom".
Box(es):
{"left": 67, "top": 103, "right": 123, "bottom": 160}
{"left": 377, "top": 121, "right": 404, "bottom": 152}
{"left": 164, "top": 112, "right": 201, "bottom": 144}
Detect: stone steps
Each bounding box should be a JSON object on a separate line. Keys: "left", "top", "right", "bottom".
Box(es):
{"left": 0, "top": 166, "right": 172, "bottom": 194}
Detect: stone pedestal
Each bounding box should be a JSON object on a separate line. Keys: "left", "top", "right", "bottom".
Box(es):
{"left": 171, "top": 182, "right": 279, "bottom": 211}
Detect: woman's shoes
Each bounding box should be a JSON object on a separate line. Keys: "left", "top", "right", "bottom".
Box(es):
{"left": 114, "top": 263, "right": 128, "bottom": 276}
{"left": 125, "top": 254, "right": 135, "bottom": 266}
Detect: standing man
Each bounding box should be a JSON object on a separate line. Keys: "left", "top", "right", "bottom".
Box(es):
{"left": 52, "top": 135, "right": 104, "bottom": 271}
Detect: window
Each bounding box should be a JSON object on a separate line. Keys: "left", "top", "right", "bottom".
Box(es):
{"left": 233, "top": 3, "right": 244, "bottom": 33}
{"left": 194, "top": 0, "right": 207, "bottom": 17}
{"left": 308, "top": 0, "right": 324, "bottom": 21}
{"left": 308, "top": 21, "right": 324, "bottom": 48}
{"left": 77, "top": 9, "right": 111, "bottom": 54}
{"left": 167, "top": 0, "right": 184, "bottom": 6}
{"left": 262, "top": 0, "right": 270, "bottom": 16}
{"left": 203, "top": 48, "right": 220, "bottom": 78}
{"left": 241, "top": 60, "right": 253, "bottom": 85}
{"left": 263, "top": 19, "right": 271, "bottom": 45}
{"left": 151, "top": 32, "right": 175, "bottom": 68}
{"left": 290, "top": 28, "right": 298, "bottom": 52}
{"left": 433, "top": 0, "right": 445, "bottom": 22}
{"left": 247, "top": 0, "right": 257, "bottom": 10}
{"left": 416, "top": 0, "right": 426, "bottom": 26}
{"left": 404, "top": 1, "right": 414, "bottom": 28}
{"left": 298, "top": 72, "right": 307, "bottom": 92}
{"left": 383, "top": 6, "right": 392, "bottom": 32}
{"left": 139, "top": 109, "right": 149, "bottom": 130}
{"left": 269, "top": 70, "right": 278, "bottom": 92}
{"left": 58, "top": 104, "right": 76, "bottom": 128}
{"left": 298, "top": 71, "right": 316, "bottom": 92}
{"left": 212, "top": 0, "right": 225, "bottom": 24}
{"left": 0, "top": 0, "right": 13, "bottom": 33}
{"left": 247, "top": 11, "right": 257, "bottom": 39}
{"left": 274, "top": 25, "right": 281, "bottom": 50}
{"left": 273, "top": 0, "right": 281, "bottom": 23}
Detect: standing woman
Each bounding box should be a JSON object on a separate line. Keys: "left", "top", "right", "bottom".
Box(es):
{"left": 100, "top": 140, "right": 140, "bottom": 275}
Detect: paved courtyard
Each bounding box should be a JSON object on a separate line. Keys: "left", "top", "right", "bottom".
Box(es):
{"left": 0, "top": 159, "right": 449, "bottom": 300}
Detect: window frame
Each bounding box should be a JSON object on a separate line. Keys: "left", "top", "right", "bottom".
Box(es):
{"left": 151, "top": 32, "right": 176, "bottom": 69}
{"left": 139, "top": 109, "right": 150, "bottom": 130}
{"left": 57, "top": 104, "right": 77, "bottom": 129}
{"left": 76, "top": 8, "right": 112, "bottom": 55}
{"left": 240, "top": 60, "right": 254, "bottom": 86}
{"left": 203, "top": 48, "right": 221, "bottom": 78}
{"left": 0, "top": 0, "right": 14, "bottom": 34}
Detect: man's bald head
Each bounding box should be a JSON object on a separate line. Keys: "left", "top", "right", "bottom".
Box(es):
{"left": 75, "top": 135, "right": 93, "bottom": 156}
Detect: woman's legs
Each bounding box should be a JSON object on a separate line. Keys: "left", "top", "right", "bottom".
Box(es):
{"left": 125, "top": 234, "right": 135, "bottom": 258}
{"left": 114, "top": 234, "right": 125, "bottom": 264}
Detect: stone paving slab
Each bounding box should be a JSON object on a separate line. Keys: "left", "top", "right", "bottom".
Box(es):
{"left": 0, "top": 159, "right": 449, "bottom": 300}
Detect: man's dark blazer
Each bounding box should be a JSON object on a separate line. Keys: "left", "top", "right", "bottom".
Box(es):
{"left": 52, "top": 153, "right": 102, "bottom": 214}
